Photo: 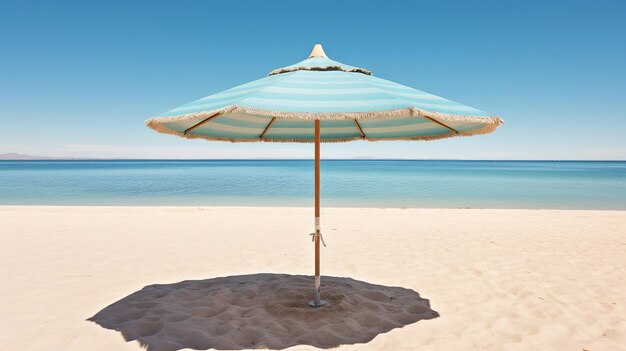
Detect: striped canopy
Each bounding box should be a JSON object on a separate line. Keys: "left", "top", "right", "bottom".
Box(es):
{"left": 146, "top": 44, "right": 502, "bottom": 142}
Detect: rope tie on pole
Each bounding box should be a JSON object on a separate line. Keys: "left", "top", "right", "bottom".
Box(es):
{"left": 309, "top": 231, "right": 327, "bottom": 247}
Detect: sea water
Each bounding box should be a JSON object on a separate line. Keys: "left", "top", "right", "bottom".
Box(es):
{"left": 0, "top": 160, "right": 625, "bottom": 209}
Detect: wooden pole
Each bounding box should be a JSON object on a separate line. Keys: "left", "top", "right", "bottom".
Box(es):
{"left": 309, "top": 119, "right": 326, "bottom": 307}
{"left": 315, "top": 119, "right": 320, "bottom": 276}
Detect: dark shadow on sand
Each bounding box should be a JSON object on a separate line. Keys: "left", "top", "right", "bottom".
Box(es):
{"left": 89, "top": 274, "right": 438, "bottom": 350}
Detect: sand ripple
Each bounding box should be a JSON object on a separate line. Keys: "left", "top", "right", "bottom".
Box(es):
{"left": 89, "top": 274, "right": 438, "bottom": 350}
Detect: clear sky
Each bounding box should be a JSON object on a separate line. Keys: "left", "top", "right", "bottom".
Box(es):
{"left": 1, "top": 0, "right": 624, "bottom": 160}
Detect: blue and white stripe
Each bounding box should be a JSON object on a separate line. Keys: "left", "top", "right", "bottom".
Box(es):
{"left": 147, "top": 56, "right": 502, "bottom": 142}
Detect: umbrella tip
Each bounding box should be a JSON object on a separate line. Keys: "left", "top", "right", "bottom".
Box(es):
{"left": 308, "top": 44, "right": 327, "bottom": 58}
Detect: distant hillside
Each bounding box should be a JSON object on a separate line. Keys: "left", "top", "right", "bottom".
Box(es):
{"left": 0, "top": 153, "right": 92, "bottom": 160}
{"left": 0, "top": 153, "right": 56, "bottom": 160}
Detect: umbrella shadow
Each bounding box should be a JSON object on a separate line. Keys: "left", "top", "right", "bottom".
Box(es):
{"left": 89, "top": 273, "right": 439, "bottom": 350}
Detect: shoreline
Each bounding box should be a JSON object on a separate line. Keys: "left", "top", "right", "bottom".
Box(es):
{"left": 2, "top": 158, "right": 626, "bottom": 161}
{"left": 3, "top": 205, "right": 626, "bottom": 212}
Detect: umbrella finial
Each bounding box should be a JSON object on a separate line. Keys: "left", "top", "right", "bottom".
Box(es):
{"left": 308, "top": 44, "right": 327, "bottom": 58}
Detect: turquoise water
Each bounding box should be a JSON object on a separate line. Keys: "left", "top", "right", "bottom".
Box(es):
{"left": 0, "top": 160, "right": 625, "bottom": 209}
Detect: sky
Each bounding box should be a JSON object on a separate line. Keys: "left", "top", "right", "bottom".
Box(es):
{"left": 0, "top": 0, "right": 625, "bottom": 160}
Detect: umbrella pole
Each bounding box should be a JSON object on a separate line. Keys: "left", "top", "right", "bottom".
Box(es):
{"left": 309, "top": 119, "right": 326, "bottom": 307}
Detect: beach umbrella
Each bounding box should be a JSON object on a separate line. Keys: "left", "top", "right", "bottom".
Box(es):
{"left": 146, "top": 44, "right": 503, "bottom": 307}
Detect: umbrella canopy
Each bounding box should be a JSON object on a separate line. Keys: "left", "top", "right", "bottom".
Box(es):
{"left": 146, "top": 44, "right": 502, "bottom": 142}
{"left": 146, "top": 44, "right": 502, "bottom": 307}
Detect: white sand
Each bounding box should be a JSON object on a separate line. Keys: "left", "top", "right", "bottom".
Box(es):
{"left": 0, "top": 206, "right": 625, "bottom": 351}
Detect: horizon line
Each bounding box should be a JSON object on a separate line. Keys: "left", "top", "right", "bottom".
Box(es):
{"left": 1, "top": 158, "right": 625, "bottom": 162}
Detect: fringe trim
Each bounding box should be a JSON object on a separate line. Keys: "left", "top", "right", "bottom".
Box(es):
{"left": 146, "top": 122, "right": 499, "bottom": 143}
{"left": 147, "top": 105, "right": 503, "bottom": 124}
{"left": 268, "top": 65, "right": 372, "bottom": 76}
{"left": 145, "top": 105, "right": 503, "bottom": 144}
{"left": 146, "top": 106, "right": 504, "bottom": 143}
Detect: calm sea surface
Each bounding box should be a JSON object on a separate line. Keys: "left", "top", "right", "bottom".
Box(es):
{"left": 0, "top": 160, "right": 625, "bottom": 209}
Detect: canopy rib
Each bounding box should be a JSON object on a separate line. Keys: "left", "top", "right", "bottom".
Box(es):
{"left": 260, "top": 117, "right": 277, "bottom": 139}
{"left": 354, "top": 119, "right": 366, "bottom": 139}
{"left": 421, "top": 116, "right": 459, "bottom": 134}
{"left": 184, "top": 112, "right": 222, "bottom": 135}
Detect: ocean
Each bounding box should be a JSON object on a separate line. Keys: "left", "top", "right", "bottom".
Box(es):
{"left": 0, "top": 160, "right": 625, "bottom": 209}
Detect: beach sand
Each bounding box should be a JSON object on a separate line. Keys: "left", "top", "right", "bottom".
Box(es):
{"left": 1, "top": 206, "right": 625, "bottom": 350}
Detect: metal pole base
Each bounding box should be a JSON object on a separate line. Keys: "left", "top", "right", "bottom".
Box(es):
{"left": 308, "top": 274, "right": 326, "bottom": 307}
{"left": 308, "top": 299, "right": 326, "bottom": 307}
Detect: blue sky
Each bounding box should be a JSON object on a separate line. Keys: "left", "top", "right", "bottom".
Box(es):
{"left": 1, "top": 0, "right": 624, "bottom": 159}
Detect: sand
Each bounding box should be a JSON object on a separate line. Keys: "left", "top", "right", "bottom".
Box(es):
{"left": 89, "top": 274, "right": 438, "bottom": 350}
{"left": 0, "top": 206, "right": 625, "bottom": 351}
